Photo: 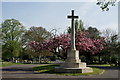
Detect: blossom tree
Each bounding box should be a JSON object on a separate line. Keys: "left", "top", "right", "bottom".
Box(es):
{"left": 29, "top": 32, "right": 106, "bottom": 60}
{"left": 76, "top": 32, "right": 105, "bottom": 54}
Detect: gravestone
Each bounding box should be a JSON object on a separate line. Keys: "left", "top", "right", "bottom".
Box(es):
{"left": 55, "top": 10, "right": 93, "bottom": 73}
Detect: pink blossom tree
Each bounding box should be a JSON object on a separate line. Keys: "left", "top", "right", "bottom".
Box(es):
{"left": 29, "top": 32, "right": 106, "bottom": 60}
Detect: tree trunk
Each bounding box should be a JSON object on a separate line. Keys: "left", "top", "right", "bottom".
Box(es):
{"left": 39, "top": 56, "right": 41, "bottom": 63}
{"left": 98, "top": 55, "right": 101, "bottom": 64}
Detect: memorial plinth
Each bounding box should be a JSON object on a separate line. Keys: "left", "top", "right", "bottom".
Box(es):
{"left": 55, "top": 10, "right": 93, "bottom": 73}
{"left": 55, "top": 49, "right": 93, "bottom": 73}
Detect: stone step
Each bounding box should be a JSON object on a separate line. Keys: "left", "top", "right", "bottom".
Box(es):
{"left": 65, "top": 59, "right": 81, "bottom": 63}
{"left": 60, "top": 62, "right": 86, "bottom": 68}
{"left": 55, "top": 67, "right": 93, "bottom": 73}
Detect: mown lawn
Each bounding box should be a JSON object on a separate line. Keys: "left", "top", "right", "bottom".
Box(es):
{"left": 32, "top": 64, "right": 104, "bottom": 76}
{"left": 0, "top": 62, "right": 31, "bottom": 67}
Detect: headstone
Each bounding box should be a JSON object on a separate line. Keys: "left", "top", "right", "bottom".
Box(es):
{"left": 55, "top": 10, "right": 93, "bottom": 73}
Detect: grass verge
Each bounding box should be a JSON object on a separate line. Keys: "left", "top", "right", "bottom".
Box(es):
{"left": 1, "top": 62, "right": 33, "bottom": 67}
{"left": 32, "top": 64, "right": 104, "bottom": 76}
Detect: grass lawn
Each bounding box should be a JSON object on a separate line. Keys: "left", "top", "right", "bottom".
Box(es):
{"left": 0, "top": 62, "right": 33, "bottom": 67}
{"left": 92, "top": 64, "right": 111, "bottom": 66}
{"left": 32, "top": 64, "right": 104, "bottom": 76}
{"left": 91, "top": 64, "right": 120, "bottom": 68}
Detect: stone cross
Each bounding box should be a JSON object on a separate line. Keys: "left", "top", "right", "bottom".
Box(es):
{"left": 55, "top": 10, "right": 93, "bottom": 73}
{"left": 67, "top": 10, "right": 79, "bottom": 50}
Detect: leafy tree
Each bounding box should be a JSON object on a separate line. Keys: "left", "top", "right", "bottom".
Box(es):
{"left": 29, "top": 32, "right": 105, "bottom": 60}
{"left": 2, "top": 19, "right": 25, "bottom": 43}
{"left": 96, "top": 0, "right": 116, "bottom": 11}
{"left": 67, "top": 19, "right": 85, "bottom": 33}
{"left": 23, "top": 26, "right": 51, "bottom": 42}
{"left": 75, "top": 19, "right": 79, "bottom": 32}
{"left": 102, "top": 29, "right": 119, "bottom": 65}
{"left": 79, "top": 20, "right": 85, "bottom": 31}
{"left": 0, "top": 29, "right": 3, "bottom": 60}
{"left": 85, "top": 27, "right": 100, "bottom": 39}
{"left": 117, "top": 42, "right": 120, "bottom": 66}
{"left": 2, "top": 40, "right": 22, "bottom": 59}
{"left": 22, "top": 26, "right": 52, "bottom": 62}
{"left": 67, "top": 27, "right": 71, "bottom": 34}
{"left": 2, "top": 19, "right": 25, "bottom": 61}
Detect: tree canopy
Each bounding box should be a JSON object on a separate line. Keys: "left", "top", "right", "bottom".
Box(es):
{"left": 23, "top": 26, "right": 51, "bottom": 43}
{"left": 29, "top": 32, "right": 106, "bottom": 59}
{"left": 2, "top": 19, "right": 25, "bottom": 59}
{"left": 67, "top": 19, "right": 85, "bottom": 33}
{"left": 97, "top": 0, "right": 116, "bottom": 11}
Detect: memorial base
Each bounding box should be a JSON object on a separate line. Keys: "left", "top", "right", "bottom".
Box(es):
{"left": 55, "top": 49, "right": 93, "bottom": 73}
{"left": 55, "top": 67, "right": 93, "bottom": 73}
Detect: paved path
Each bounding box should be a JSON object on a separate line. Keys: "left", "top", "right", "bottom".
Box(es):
{"left": 1, "top": 64, "right": 119, "bottom": 79}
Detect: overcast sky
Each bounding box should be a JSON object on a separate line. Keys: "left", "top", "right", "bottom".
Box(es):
{"left": 2, "top": 2, "right": 118, "bottom": 34}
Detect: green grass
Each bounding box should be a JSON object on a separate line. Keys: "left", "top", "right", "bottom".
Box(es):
{"left": 33, "top": 64, "right": 59, "bottom": 72}
{"left": 91, "top": 64, "right": 111, "bottom": 67}
{"left": 33, "top": 64, "right": 104, "bottom": 76}
{"left": 91, "top": 64, "right": 120, "bottom": 68}
{"left": 0, "top": 62, "right": 22, "bottom": 67}
{"left": 0, "top": 62, "right": 33, "bottom": 67}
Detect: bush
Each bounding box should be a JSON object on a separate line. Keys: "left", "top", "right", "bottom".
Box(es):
{"left": 118, "top": 57, "right": 120, "bottom": 66}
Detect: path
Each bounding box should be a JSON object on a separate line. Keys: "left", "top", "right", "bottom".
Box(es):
{"left": 1, "top": 63, "right": 119, "bottom": 80}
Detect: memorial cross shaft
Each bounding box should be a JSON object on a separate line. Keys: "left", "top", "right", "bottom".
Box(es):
{"left": 67, "top": 10, "right": 79, "bottom": 50}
